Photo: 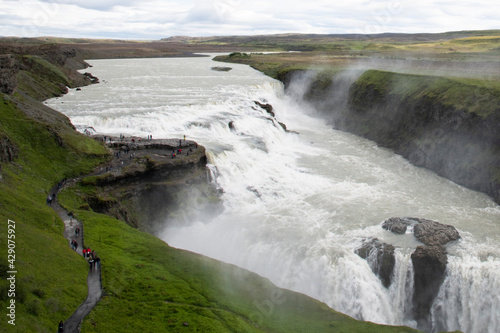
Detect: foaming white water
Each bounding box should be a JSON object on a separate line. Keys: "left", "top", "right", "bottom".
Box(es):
{"left": 47, "top": 56, "right": 500, "bottom": 332}
{"left": 431, "top": 236, "right": 500, "bottom": 333}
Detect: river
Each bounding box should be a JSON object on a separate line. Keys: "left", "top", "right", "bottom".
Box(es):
{"left": 46, "top": 55, "right": 500, "bottom": 333}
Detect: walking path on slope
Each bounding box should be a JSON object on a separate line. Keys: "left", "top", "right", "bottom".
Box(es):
{"left": 51, "top": 182, "right": 102, "bottom": 333}
{"left": 49, "top": 135, "right": 196, "bottom": 332}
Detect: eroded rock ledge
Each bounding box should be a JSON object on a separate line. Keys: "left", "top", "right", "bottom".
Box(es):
{"left": 356, "top": 216, "right": 460, "bottom": 330}
{"left": 78, "top": 136, "right": 221, "bottom": 234}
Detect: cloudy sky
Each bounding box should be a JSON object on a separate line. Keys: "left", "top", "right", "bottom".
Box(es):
{"left": 1, "top": 0, "right": 499, "bottom": 39}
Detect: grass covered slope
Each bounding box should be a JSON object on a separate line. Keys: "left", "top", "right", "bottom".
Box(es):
{"left": 0, "top": 95, "right": 109, "bottom": 332}
{"left": 350, "top": 70, "right": 500, "bottom": 117}
{"left": 59, "top": 186, "right": 420, "bottom": 333}
{"left": 0, "top": 42, "right": 109, "bottom": 332}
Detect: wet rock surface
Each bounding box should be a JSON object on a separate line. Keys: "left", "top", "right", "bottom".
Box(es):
{"left": 211, "top": 66, "right": 232, "bottom": 72}
{"left": 355, "top": 238, "right": 396, "bottom": 288}
{"left": 254, "top": 101, "right": 297, "bottom": 134}
{"left": 382, "top": 216, "right": 460, "bottom": 246}
{"left": 411, "top": 244, "right": 448, "bottom": 323}
{"left": 381, "top": 216, "right": 413, "bottom": 234}
{"left": 255, "top": 101, "right": 275, "bottom": 117}
{"left": 413, "top": 219, "right": 460, "bottom": 246}
{"left": 357, "top": 216, "right": 460, "bottom": 330}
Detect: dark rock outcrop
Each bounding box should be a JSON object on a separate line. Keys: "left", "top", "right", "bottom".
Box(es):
{"left": 254, "top": 101, "right": 296, "bottom": 133}
{"left": 381, "top": 217, "right": 413, "bottom": 234}
{"left": 413, "top": 219, "right": 460, "bottom": 246}
{"left": 356, "top": 238, "right": 396, "bottom": 288}
{"left": 0, "top": 55, "right": 19, "bottom": 94}
{"left": 377, "top": 217, "right": 461, "bottom": 329}
{"left": 82, "top": 138, "right": 221, "bottom": 234}
{"left": 83, "top": 72, "right": 99, "bottom": 84}
{"left": 411, "top": 245, "right": 448, "bottom": 324}
{"left": 0, "top": 134, "right": 18, "bottom": 184}
{"left": 211, "top": 66, "right": 232, "bottom": 72}
{"left": 255, "top": 101, "right": 275, "bottom": 117}
{"left": 0, "top": 134, "right": 18, "bottom": 163}
{"left": 278, "top": 122, "right": 288, "bottom": 132}
{"left": 382, "top": 216, "right": 461, "bottom": 247}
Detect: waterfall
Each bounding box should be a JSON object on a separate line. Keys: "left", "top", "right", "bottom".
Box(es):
{"left": 430, "top": 238, "right": 500, "bottom": 333}
{"left": 46, "top": 56, "right": 500, "bottom": 333}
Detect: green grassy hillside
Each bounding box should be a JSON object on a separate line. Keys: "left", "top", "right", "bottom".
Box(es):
{"left": 350, "top": 70, "right": 500, "bottom": 117}
{"left": 0, "top": 94, "right": 109, "bottom": 332}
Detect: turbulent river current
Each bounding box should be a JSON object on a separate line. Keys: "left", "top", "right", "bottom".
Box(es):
{"left": 47, "top": 56, "right": 500, "bottom": 333}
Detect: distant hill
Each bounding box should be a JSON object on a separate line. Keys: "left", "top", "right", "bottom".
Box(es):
{"left": 162, "top": 29, "right": 500, "bottom": 45}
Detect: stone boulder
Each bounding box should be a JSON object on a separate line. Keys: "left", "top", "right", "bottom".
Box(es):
{"left": 380, "top": 216, "right": 460, "bottom": 329}
{"left": 382, "top": 216, "right": 413, "bottom": 234}
{"left": 355, "top": 238, "right": 396, "bottom": 288}
{"left": 383, "top": 217, "right": 460, "bottom": 246}
{"left": 413, "top": 220, "right": 460, "bottom": 246}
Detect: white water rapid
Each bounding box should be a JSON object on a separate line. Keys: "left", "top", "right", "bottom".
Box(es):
{"left": 47, "top": 56, "right": 500, "bottom": 333}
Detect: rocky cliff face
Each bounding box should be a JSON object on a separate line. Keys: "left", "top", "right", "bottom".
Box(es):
{"left": 282, "top": 69, "right": 500, "bottom": 204}
{"left": 355, "top": 238, "right": 395, "bottom": 288}
{"left": 80, "top": 138, "right": 221, "bottom": 235}
{"left": 0, "top": 133, "right": 18, "bottom": 163}
{"left": 0, "top": 55, "right": 19, "bottom": 94}
{"left": 0, "top": 43, "right": 96, "bottom": 100}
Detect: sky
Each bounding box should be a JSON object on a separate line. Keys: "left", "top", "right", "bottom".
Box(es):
{"left": 1, "top": 0, "right": 499, "bottom": 40}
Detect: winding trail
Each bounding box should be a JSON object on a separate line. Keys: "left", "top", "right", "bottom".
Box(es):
{"left": 51, "top": 182, "right": 102, "bottom": 333}
{"left": 48, "top": 136, "right": 195, "bottom": 332}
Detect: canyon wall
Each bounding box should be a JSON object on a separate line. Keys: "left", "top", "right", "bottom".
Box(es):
{"left": 283, "top": 69, "right": 500, "bottom": 204}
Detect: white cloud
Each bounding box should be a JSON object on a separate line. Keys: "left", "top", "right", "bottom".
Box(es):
{"left": 0, "top": 0, "right": 499, "bottom": 39}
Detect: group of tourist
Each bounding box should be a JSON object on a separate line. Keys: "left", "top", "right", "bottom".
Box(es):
{"left": 114, "top": 147, "right": 136, "bottom": 160}
{"left": 83, "top": 247, "right": 101, "bottom": 271}
{"left": 171, "top": 137, "right": 196, "bottom": 159}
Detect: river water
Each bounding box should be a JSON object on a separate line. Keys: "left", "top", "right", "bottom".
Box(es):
{"left": 46, "top": 56, "right": 500, "bottom": 333}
